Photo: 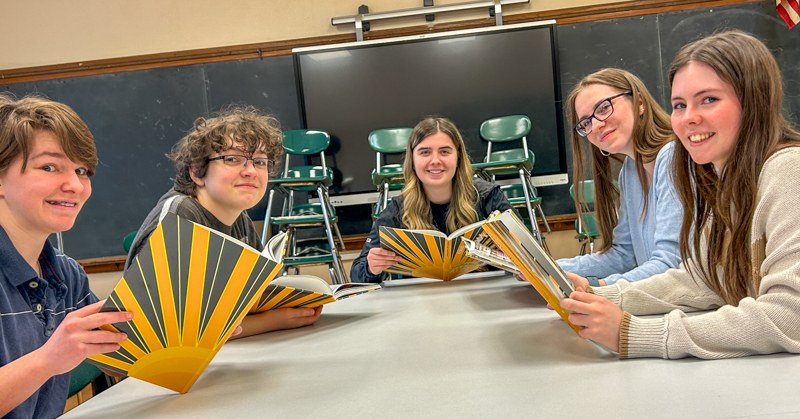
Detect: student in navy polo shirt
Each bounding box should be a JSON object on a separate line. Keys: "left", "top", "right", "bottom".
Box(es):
{"left": 0, "top": 95, "right": 131, "bottom": 418}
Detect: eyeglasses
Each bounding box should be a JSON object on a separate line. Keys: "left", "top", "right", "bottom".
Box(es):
{"left": 208, "top": 154, "right": 274, "bottom": 171}
{"left": 574, "top": 91, "right": 633, "bottom": 137}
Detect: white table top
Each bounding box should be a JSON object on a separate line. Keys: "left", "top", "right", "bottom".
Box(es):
{"left": 63, "top": 273, "right": 800, "bottom": 418}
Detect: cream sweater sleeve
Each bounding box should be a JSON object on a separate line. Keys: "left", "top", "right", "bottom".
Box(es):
{"left": 593, "top": 149, "right": 800, "bottom": 359}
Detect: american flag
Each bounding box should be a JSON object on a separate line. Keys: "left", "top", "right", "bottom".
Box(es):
{"left": 777, "top": 0, "right": 800, "bottom": 28}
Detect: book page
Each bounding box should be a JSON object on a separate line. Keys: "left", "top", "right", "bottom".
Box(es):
{"left": 447, "top": 218, "right": 488, "bottom": 240}
{"left": 331, "top": 283, "right": 382, "bottom": 300}
{"left": 271, "top": 274, "right": 332, "bottom": 295}
{"left": 261, "top": 231, "right": 288, "bottom": 263}
{"left": 398, "top": 228, "right": 448, "bottom": 238}
{"left": 462, "top": 238, "right": 520, "bottom": 274}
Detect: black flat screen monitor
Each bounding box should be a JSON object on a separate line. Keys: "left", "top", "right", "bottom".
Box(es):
{"left": 294, "top": 20, "right": 566, "bottom": 204}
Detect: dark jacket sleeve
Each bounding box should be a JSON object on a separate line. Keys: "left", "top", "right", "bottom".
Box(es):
{"left": 350, "top": 199, "right": 403, "bottom": 283}
{"left": 474, "top": 179, "right": 520, "bottom": 219}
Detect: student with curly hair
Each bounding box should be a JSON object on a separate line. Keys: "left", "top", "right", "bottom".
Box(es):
{"left": 127, "top": 106, "right": 321, "bottom": 337}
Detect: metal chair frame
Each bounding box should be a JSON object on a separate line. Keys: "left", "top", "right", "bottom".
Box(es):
{"left": 473, "top": 116, "right": 551, "bottom": 245}
{"left": 262, "top": 130, "right": 348, "bottom": 284}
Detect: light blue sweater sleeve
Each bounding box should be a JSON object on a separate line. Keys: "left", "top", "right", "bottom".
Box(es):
{"left": 557, "top": 142, "right": 683, "bottom": 284}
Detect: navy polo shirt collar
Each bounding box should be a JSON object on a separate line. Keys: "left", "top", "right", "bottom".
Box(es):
{"left": 0, "top": 223, "right": 38, "bottom": 287}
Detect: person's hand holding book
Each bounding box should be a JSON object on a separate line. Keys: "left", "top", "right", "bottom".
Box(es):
{"left": 367, "top": 248, "right": 403, "bottom": 275}
{"left": 36, "top": 300, "right": 131, "bottom": 377}
{"left": 560, "top": 287, "right": 623, "bottom": 352}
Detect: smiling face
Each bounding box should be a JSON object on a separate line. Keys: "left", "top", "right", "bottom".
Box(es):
{"left": 412, "top": 131, "right": 458, "bottom": 203}
{"left": 0, "top": 130, "right": 92, "bottom": 243}
{"left": 191, "top": 142, "right": 269, "bottom": 225}
{"left": 574, "top": 83, "right": 638, "bottom": 158}
{"left": 670, "top": 61, "right": 742, "bottom": 169}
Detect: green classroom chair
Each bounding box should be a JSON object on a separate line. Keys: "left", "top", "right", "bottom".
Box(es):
{"left": 369, "top": 127, "right": 412, "bottom": 218}
{"left": 122, "top": 231, "right": 137, "bottom": 253}
{"left": 500, "top": 183, "right": 550, "bottom": 254}
{"left": 568, "top": 180, "right": 603, "bottom": 255}
{"left": 472, "top": 115, "right": 550, "bottom": 244}
{"left": 262, "top": 129, "right": 348, "bottom": 284}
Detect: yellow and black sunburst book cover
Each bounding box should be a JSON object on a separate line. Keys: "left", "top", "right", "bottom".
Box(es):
{"left": 379, "top": 220, "right": 494, "bottom": 281}
{"left": 250, "top": 275, "right": 380, "bottom": 312}
{"left": 482, "top": 210, "right": 580, "bottom": 334}
{"left": 87, "top": 212, "right": 286, "bottom": 393}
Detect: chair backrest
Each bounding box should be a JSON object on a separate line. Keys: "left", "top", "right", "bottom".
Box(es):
{"left": 501, "top": 183, "right": 526, "bottom": 199}
{"left": 575, "top": 212, "right": 600, "bottom": 236}
{"left": 569, "top": 180, "right": 596, "bottom": 205}
{"left": 280, "top": 129, "right": 332, "bottom": 178}
{"left": 122, "top": 231, "right": 137, "bottom": 253}
{"left": 69, "top": 361, "right": 103, "bottom": 398}
{"left": 479, "top": 115, "right": 531, "bottom": 143}
{"left": 479, "top": 115, "right": 532, "bottom": 163}
{"left": 282, "top": 129, "right": 330, "bottom": 156}
{"left": 368, "top": 128, "right": 411, "bottom": 154}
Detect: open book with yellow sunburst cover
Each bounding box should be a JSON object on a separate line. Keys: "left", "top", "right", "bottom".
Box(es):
{"left": 250, "top": 275, "right": 380, "bottom": 312}
{"left": 378, "top": 220, "right": 493, "bottom": 281}
{"left": 482, "top": 209, "right": 580, "bottom": 334}
{"left": 87, "top": 212, "right": 287, "bottom": 393}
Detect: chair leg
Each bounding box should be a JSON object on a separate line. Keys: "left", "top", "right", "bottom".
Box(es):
{"left": 579, "top": 240, "right": 587, "bottom": 256}
{"left": 262, "top": 189, "right": 276, "bottom": 247}
{"left": 518, "top": 169, "right": 543, "bottom": 245}
{"left": 540, "top": 235, "right": 551, "bottom": 256}
{"left": 525, "top": 173, "right": 552, "bottom": 234}
{"left": 333, "top": 223, "right": 346, "bottom": 251}
{"left": 382, "top": 182, "right": 390, "bottom": 212}
{"left": 317, "top": 185, "right": 349, "bottom": 284}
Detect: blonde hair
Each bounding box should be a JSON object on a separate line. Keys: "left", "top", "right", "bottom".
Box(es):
{"left": 669, "top": 31, "right": 800, "bottom": 305}
{"left": 565, "top": 68, "right": 674, "bottom": 253}
{"left": 401, "top": 117, "right": 478, "bottom": 232}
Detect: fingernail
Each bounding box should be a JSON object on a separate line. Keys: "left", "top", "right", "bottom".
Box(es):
{"left": 126, "top": 313, "right": 133, "bottom": 320}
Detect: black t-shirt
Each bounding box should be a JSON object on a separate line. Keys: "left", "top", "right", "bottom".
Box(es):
{"left": 430, "top": 202, "right": 450, "bottom": 235}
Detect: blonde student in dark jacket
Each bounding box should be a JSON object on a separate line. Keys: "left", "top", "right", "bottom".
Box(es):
{"left": 126, "top": 106, "right": 321, "bottom": 338}
{"left": 561, "top": 31, "right": 800, "bottom": 359}
{"left": 351, "top": 117, "right": 516, "bottom": 283}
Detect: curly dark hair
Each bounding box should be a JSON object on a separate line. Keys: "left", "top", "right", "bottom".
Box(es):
{"left": 169, "top": 105, "right": 284, "bottom": 196}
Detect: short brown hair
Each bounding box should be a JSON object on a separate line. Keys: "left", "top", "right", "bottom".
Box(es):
{"left": 0, "top": 93, "right": 97, "bottom": 175}
{"left": 169, "top": 105, "right": 284, "bottom": 196}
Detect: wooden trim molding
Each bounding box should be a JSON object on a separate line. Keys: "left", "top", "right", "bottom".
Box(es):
{"left": 0, "top": 0, "right": 761, "bottom": 85}
{"left": 78, "top": 213, "right": 580, "bottom": 273}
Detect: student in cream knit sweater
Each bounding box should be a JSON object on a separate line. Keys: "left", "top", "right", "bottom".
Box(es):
{"left": 560, "top": 31, "right": 800, "bottom": 359}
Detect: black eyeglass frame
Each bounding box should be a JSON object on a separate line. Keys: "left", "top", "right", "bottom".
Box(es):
{"left": 573, "top": 91, "right": 633, "bottom": 137}
{"left": 207, "top": 154, "right": 274, "bottom": 170}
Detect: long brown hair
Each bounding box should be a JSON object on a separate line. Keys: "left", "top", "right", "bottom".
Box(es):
{"left": 669, "top": 31, "right": 800, "bottom": 305}
{"left": 401, "top": 117, "right": 478, "bottom": 232}
{"left": 565, "top": 68, "right": 674, "bottom": 253}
